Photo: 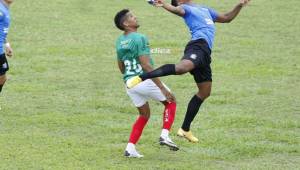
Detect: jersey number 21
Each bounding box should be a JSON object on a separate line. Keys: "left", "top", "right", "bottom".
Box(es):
{"left": 124, "top": 59, "right": 142, "bottom": 75}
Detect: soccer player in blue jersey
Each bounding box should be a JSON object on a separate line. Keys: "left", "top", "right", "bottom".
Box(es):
{"left": 0, "top": 0, "right": 13, "bottom": 94}
{"left": 127, "top": 0, "right": 251, "bottom": 142}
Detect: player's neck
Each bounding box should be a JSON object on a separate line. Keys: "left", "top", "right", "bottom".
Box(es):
{"left": 124, "top": 28, "right": 137, "bottom": 35}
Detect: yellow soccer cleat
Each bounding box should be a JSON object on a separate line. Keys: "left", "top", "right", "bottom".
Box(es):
{"left": 126, "top": 76, "right": 142, "bottom": 89}
{"left": 177, "top": 128, "right": 199, "bottom": 143}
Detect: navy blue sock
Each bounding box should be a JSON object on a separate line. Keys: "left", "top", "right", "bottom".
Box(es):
{"left": 140, "top": 64, "right": 176, "bottom": 81}
{"left": 181, "top": 95, "right": 203, "bottom": 131}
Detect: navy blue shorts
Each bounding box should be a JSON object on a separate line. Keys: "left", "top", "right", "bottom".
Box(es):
{"left": 0, "top": 53, "right": 9, "bottom": 76}
{"left": 182, "top": 39, "right": 212, "bottom": 83}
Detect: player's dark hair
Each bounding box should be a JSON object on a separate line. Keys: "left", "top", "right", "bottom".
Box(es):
{"left": 114, "top": 9, "right": 130, "bottom": 31}
{"left": 171, "top": 0, "right": 178, "bottom": 7}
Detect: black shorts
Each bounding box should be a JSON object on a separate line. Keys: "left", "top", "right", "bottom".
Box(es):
{"left": 0, "top": 53, "right": 9, "bottom": 76}
{"left": 181, "top": 39, "right": 212, "bottom": 83}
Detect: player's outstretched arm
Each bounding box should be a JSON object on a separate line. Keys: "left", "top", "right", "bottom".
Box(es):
{"left": 153, "top": 0, "right": 185, "bottom": 17}
{"left": 215, "top": 0, "right": 250, "bottom": 23}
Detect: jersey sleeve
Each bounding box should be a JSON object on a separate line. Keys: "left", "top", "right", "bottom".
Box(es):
{"left": 207, "top": 7, "right": 219, "bottom": 22}
{"left": 116, "top": 49, "right": 122, "bottom": 61}
{"left": 115, "top": 39, "right": 122, "bottom": 61}
{"left": 136, "top": 35, "right": 150, "bottom": 57}
{"left": 180, "top": 4, "right": 191, "bottom": 17}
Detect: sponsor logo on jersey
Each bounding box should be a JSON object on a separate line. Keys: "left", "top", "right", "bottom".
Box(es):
{"left": 2, "top": 63, "right": 7, "bottom": 69}
{"left": 190, "top": 54, "right": 197, "bottom": 60}
{"left": 120, "top": 39, "right": 132, "bottom": 49}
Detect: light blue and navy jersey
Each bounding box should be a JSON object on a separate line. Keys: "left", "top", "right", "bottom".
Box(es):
{"left": 181, "top": 4, "right": 219, "bottom": 49}
{"left": 0, "top": 1, "right": 10, "bottom": 54}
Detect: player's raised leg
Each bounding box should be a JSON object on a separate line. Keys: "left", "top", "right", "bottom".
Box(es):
{"left": 126, "top": 60, "right": 194, "bottom": 88}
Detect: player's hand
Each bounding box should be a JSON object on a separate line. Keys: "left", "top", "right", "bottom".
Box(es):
{"left": 153, "top": 0, "right": 165, "bottom": 7}
{"left": 239, "top": 0, "right": 250, "bottom": 6}
{"left": 161, "top": 88, "right": 176, "bottom": 102}
{"left": 5, "top": 43, "right": 13, "bottom": 58}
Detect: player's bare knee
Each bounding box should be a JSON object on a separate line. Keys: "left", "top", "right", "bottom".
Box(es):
{"left": 205, "top": 92, "right": 211, "bottom": 99}
{"left": 175, "top": 65, "right": 189, "bottom": 75}
{"left": 175, "top": 59, "right": 194, "bottom": 74}
{"left": 197, "top": 91, "right": 210, "bottom": 101}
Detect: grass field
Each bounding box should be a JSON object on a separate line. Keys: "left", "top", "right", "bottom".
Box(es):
{"left": 0, "top": 0, "right": 299, "bottom": 169}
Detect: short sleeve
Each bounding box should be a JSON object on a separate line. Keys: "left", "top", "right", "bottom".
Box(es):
{"left": 207, "top": 7, "right": 219, "bottom": 22}
{"left": 115, "top": 40, "right": 122, "bottom": 60}
{"left": 180, "top": 4, "right": 191, "bottom": 17}
{"left": 137, "top": 35, "right": 150, "bottom": 57}
{"left": 116, "top": 49, "right": 122, "bottom": 60}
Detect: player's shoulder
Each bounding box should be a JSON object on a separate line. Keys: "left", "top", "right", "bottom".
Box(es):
{"left": 116, "top": 34, "right": 129, "bottom": 49}
{"left": 0, "top": 2, "right": 7, "bottom": 13}
{"left": 129, "top": 33, "right": 148, "bottom": 44}
{"left": 115, "top": 35, "right": 123, "bottom": 44}
{"left": 180, "top": 3, "right": 203, "bottom": 13}
{"left": 180, "top": 3, "right": 190, "bottom": 10}
{"left": 197, "top": 4, "right": 216, "bottom": 12}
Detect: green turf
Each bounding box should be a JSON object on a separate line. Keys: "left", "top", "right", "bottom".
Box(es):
{"left": 0, "top": 0, "right": 299, "bottom": 169}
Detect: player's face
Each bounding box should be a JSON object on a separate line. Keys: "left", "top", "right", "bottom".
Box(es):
{"left": 124, "top": 12, "right": 139, "bottom": 29}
